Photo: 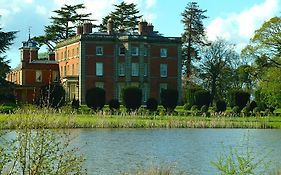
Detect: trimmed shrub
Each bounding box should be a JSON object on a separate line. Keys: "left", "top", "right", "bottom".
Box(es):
{"left": 229, "top": 90, "right": 250, "bottom": 109}
{"left": 249, "top": 101, "right": 257, "bottom": 112}
{"left": 194, "top": 90, "right": 212, "bottom": 108}
{"left": 0, "top": 93, "right": 16, "bottom": 104}
{"left": 71, "top": 99, "right": 80, "bottom": 110}
{"left": 160, "top": 89, "right": 178, "bottom": 112}
{"left": 200, "top": 105, "right": 208, "bottom": 113}
{"left": 37, "top": 83, "right": 65, "bottom": 108}
{"left": 242, "top": 106, "right": 250, "bottom": 116}
{"left": 85, "top": 87, "right": 106, "bottom": 111}
{"left": 108, "top": 99, "right": 120, "bottom": 111}
{"left": 215, "top": 100, "right": 227, "bottom": 112}
{"left": 122, "top": 86, "right": 142, "bottom": 111}
{"left": 146, "top": 98, "right": 158, "bottom": 112}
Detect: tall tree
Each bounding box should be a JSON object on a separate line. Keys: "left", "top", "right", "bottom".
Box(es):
{"left": 195, "top": 39, "right": 240, "bottom": 102}
{"left": 0, "top": 25, "right": 17, "bottom": 80}
{"left": 99, "top": 2, "right": 142, "bottom": 32}
{"left": 242, "top": 16, "right": 281, "bottom": 68}
{"left": 34, "top": 4, "right": 93, "bottom": 51}
{"left": 181, "top": 2, "right": 207, "bottom": 79}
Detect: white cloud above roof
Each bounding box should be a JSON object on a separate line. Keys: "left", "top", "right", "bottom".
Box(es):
{"left": 207, "top": 0, "right": 279, "bottom": 44}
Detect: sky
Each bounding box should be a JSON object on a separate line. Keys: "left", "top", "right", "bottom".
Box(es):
{"left": 0, "top": 0, "right": 280, "bottom": 68}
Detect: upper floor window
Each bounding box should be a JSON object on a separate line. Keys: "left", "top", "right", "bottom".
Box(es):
{"left": 35, "top": 70, "right": 42, "bottom": 82}
{"left": 96, "top": 46, "right": 103, "bottom": 56}
{"left": 160, "top": 64, "right": 167, "bottom": 77}
{"left": 144, "top": 47, "right": 148, "bottom": 57}
{"left": 72, "top": 64, "right": 74, "bottom": 75}
{"left": 72, "top": 49, "right": 74, "bottom": 57}
{"left": 118, "top": 63, "right": 125, "bottom": 76}
{"left": 119, "top": 46, "right": 125, "bottom": 56}
{"left": 96, "top": 62, "right": 103, "bottom": 76}
{"left": 159, "top": 83, "right": 168, "bottom": 93}
{"left": 132, "top": 63, "right": 139, "bottom": 77}
{"left": 68, "top": 50, "right": 70, "bottom": 57}
{"left": 64, "top": 51, "right": 67, "bottom": 59}
{"left": 53, "top": 71, "right": 59, "bottom": 82}
{"left": 160, "top": 48, "right": 168, "bottom": 58}
{"left": 144, "top": 63, "right": 148, "bottom": 77}
{"left": 76, "top": 47, "right": 79, "bottom": 56}
{"left": 131, "top": 47, "right": 139, "bottom": 56}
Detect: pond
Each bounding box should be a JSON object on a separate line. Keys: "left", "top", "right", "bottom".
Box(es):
{"left": 69, "top": 128, "right": 281, "bottom": 174}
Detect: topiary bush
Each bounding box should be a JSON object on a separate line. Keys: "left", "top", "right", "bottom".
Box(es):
{"left": 184, "top": 103, "right": 192, "bottom": 110}
{"left": 249, "top": 101, "right": 257, "bottom": 112}
{"left": 71, "top": 99, "right": 80, "bottom": 110}
{"left": 108, "top": 99, "right": 120, "bottom": 111}
{"left": 122, "top": 86, "right": 142, "bottom": 111}
{"left": 160, "top": 89, "right": 178, "bottom": 112}
{"left": 191, "top": 105, "right": 198, "bottom": 111}
{"left": 146, "top": 98, "right": 158, "bottom": 112}
{"left": 0, "top": 93, "right": 16, "bottom": 105}
{"left": 194, "top": 90, "right": 212, "bottom": 108}
{"left": 229, "top": 90, "right": 250, "bottom": 109}
{"left": 85, "top": 87, "right": 106, "bottom": 111}
{"left": 37, "top": 83, "right": 65, "bottom": 109}
{"left": 215, "top": 100, "right": 227, "bottom": 112}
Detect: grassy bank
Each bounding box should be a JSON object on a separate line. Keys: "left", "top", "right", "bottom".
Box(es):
{"left": 1, "top": 112, "right": 281, "bottom": 129}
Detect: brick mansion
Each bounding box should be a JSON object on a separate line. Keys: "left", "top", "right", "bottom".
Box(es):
{"left": 6, "top": 20, "right": 182, "bottom": 104}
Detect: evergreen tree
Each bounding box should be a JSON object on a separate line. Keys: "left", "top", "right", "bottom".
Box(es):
{"left": 0, "top": 25, "right": 17, "bottom": 79}
{"left": 34, "top": 4, "right": 93, "bottom": 51}
{"left": 99, "top": 2, "right": 142, "bottom": 32}
{"left": 181, "top": 2, "right": 207, "bottom": 79}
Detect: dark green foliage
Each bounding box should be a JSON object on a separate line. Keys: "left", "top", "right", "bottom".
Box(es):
{"left": 0, "top": 93, "right": 16, "bottom": 104}
{"left": 34, "top": 4, "right": 93, "bottom": 51}
{"left": 215, "top": 100, "right": 227, "bottom": 112}
{"left": 184, "top": 103, "right": 192, "bottom": 110}
{"left": 0, "top": 26, "right": 17, "bottom": 78}
{"left": 146, "top": 98, "right": 158, "bottom": 112}
{"left": 242, "top": 106, "right": 250, "bottom": 116}
{"left": 249, "top": 101, "right": 257, "bottom": 112}
{"left": 229, "top": 90, "right": 250, "bottom": 109}
{"left": 122, "top": 86, "right": 142, "bottom": 111}
{"left": 253, "top": 107, "right": 261, "bottom": 114}
{"left": 160, "top": 89, "right": 178, "bottom": 112}
{"left": 99, "top": 2, "right": 142, "bottom": 32}
{"left": 71, "top": 99, "right": 80, "bottom": 109}
{"left": 37, "top": 83, "right": 65, "bottom": 109}
{"left": 108, "top": 99, "right": 120, "bottom": 111}
{"left": 194, "top": 90, "right": 212, "bottom": 108}
{"left": 181, "top": 2, "right": 207, "bottom": 77}
{"left": 200, "top": 105, "right": 208, "bottom": 113}
{"left": 85, "top": 87, "right": 105, "bottom": 111}
{"left": 183, "top": 84, "right": 203, "bottom": 106}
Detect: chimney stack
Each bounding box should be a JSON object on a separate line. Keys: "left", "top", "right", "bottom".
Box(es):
{"left": 77, "top": 25, "right": 83, "bottom": 35}
{"left": 138, "top": 20, "right": 148, "bottom": 35}
{"left": 147, "top": 23, "right": 154, "bottom": 35}
{"left": 83, "top": 22, "right": 92, "bottom": 34}
{"left": 107, "top": 18, "right": 114, "bottom": 35}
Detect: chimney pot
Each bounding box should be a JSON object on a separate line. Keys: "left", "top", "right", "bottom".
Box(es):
{"left": 83, "top": 22, "right": 92, "bottom": 34}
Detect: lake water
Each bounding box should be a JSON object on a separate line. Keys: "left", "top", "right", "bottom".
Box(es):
{"left": 69, "top": 129, "right": 281, "bottom": 175}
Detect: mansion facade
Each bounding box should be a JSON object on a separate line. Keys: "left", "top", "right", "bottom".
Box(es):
{"left": 7, "top": 20, "right": 182, "bottom": 104}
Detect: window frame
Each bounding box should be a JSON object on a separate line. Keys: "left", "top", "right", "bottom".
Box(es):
{"left": 131, "top": 63, "right": 139, "bottom": 77}
{"left": 160, "top": 48, "right": 168, "bottom": 58}
{"left": 131, "top": 47, "right": 139, "bottom": 56}
{"left": 119, "top": 46, "right": 125, "bottom": 56}
{"left": 118, "top": 63, "right": 125, "bottom": 76}
{"left": 96, "top": 62, "right": 104, "bottom": 76}
{"left": 96, "top": 46, "right": 104, "bottom": 56}
{"left": 160, "top": 64, "right": 168, "bottom": 77}
{"left": 35, "top": 70, "right": 42, "bottom": 82}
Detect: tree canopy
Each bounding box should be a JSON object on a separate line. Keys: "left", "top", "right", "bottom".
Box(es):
{"left": 99, "top": 2, "right": 142, "bottom": 32}
{"left": 242, "top": 16, "right": 281, "bottom": 68}
{"left": 181, "top": 2, "right": 207, "bottom": 78}
{"left": 33, "top": 3, "right": 93, "bottom": 51}
{"left": 0, "top": 25, "right": 17, "bottom": 79}
{"left": 195, "top": 39, "right": 240, "bottom": 102}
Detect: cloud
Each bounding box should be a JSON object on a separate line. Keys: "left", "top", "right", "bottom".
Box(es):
{"left": 36, "top": 5, "right": 48, "bottom": 16}
{"left": 145, "top": 0, "right": 156, "bottom": 9}
{"left": 206, "top": 0, "right": 279, "bottom": 46}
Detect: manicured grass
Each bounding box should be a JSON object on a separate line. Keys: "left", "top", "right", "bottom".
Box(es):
{"left": 1, "top": 112, "right": 281, "bottom": 129}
